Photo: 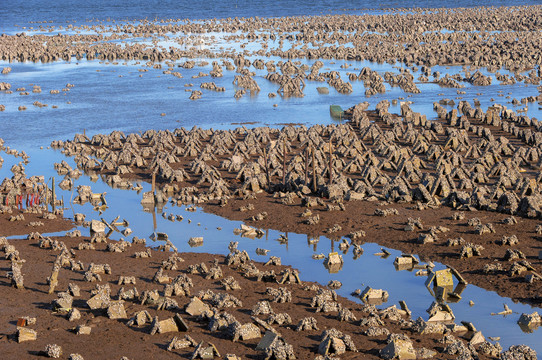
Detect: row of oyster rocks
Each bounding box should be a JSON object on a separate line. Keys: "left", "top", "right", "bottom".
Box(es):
{"left": 51, "top": 99, "right": 542, "bottom": 218}
{"left": 3, "top": 6, "right": 542, "bottom": 73}
{"left": 3, "top": 57, "right": 540, "bottom": 105}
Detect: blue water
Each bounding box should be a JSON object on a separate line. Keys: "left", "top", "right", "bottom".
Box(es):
{"left": 1, "top": 58, "right": 540, "bottom": 150}
{"left": 2, "top": 0, "right": 542, "bottom": 33}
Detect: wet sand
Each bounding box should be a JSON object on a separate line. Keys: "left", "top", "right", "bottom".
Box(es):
{"left": 0, "top": 209, "right": 73, "bottom": 237}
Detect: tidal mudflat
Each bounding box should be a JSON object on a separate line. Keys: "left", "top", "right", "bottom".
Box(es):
{"left": 1, "top": 5, "right": 542, "bottom": 360}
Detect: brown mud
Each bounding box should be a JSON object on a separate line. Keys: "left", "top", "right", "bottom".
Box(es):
{"left": 0, "top": 232, "right": 507, "bottom": 359}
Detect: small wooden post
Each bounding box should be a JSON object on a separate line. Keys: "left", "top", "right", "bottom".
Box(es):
{"left": 304, "top": 146, "right": 309, "bottom": 186}
{"left": 51, "top": 177, "right": 56, "bottom": 212}
{"left": 152, "top": 205, "right": 157, "bottom": 233}
{"left": 312, "top": 146, "right": 317, "bottom": 193}
{"left": 328, "top": 139, "right": 333, "bottom": 185}
{"left": 263, "top": 147, "right": 270, "bottom": 192}
{"left": 151, "top": 172, "right": 156, "bottom": 194}
{"left": 282, "top": 142, "right": 286, "bottom": 187}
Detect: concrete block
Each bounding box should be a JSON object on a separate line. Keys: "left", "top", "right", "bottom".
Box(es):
{"left": 188, "top": 237, "right": 204, "bottom": 247}
{"left": 45, "top": 344, "right": 62, "bottom": 358}
{"left": 399, "top": 301, "right": 411, "bottom": 317}
{"left": 326, "top": 263, "right": 343, "bottom": 274}
{"left": 325, "top": 252, "right": 343, "bottom": 266}
{"left": 469, "top": 331, "right": 485, "bottom": 345}
{"left": 380, "top": 339, "right": 417, "bottom": 360}
{"left": 52, "top": 292, "right": 73, "bottom": 312}
{"left": 319, "top": 336, "right": 346, "bottom": 355}
{"left": 394, "top": 256, "right": 413, "bottom": 266}
{"left": 239, "top": 323, "right": 261, "bottom": 341}
{"left": 517, "top": 312, "right": 541, "bottom": 327}
{"left": 185, "top": 297, "right": 210, "bottom": 316}
{"left": 87, "top": 293, "right": 109, "bottom": 310}
{"left": 192, "top": 341, "right": 220, "bottom": 359}
{"left": 158, "top": 318, "right": 179, "bottom": 333}
{"left": 360, "top": 286, "right": 389, "bottom": 302}
{"left": 424, "top": 271, "right": 436, "bottom": 288}
{"left": 68, "top": 308, "right": 81, "bottom": 322}
{"left": 174, "top": 313, "right": 189, "bottom": 332}
{"left": 256, "top": 331, "right": 278, "bottom": 351}
{"left": 434, "top": 285, "right": 453, "bottom": 302}
{"left": 90, "top": 219, "right": 105, "bottom": 233}
{"left": 428, "top": 310, "right": 454, "bottom": 322}
{"left": 434, "top": 269, "right": 453, "bottom": 287}
{"left": 17, "top": 327, "right": 37, "bottom": 342}
{"left": 141, "top": 191, "right": 155, "bottom": 205}
{"left": 167, "top": 335, "right": 197, "bottom": 351}
{"left": 107, "top": 301, "right": 127, "bottom": 319}
{"left": 76, "top": 325, "right": 91, "bottom": 335}
{"left": 448, "top": 266, "right": 468, "bottom": 285}
{"left": 132, "top": 310, "right": 153, "bottom": 327}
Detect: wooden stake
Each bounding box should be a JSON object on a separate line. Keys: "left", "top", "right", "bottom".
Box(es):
{"left": 152, "top": 205, "right": 157, "bottom": 233}
{"left": 51, "top": 177, "right": 56, "bottom": 212}
{"left": 282, "top": 142, "right": 286, "bottom": 187}
{"left": 312, "top": 146, "right": 317, "bottom": 193}
{"left": 45, "top": 184, "right": 49, "bottom": 211}
{"left": 304, "top": 146, "right": 309, "bottom": 186}
{"left": 263, "top": 147, "right": 270, "bottom": 192}
{"left": 328, "top": 139, "right": 333, "bottom": 185}
{"left": 151, "top": 172, "right": 156, "bottom": 194}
